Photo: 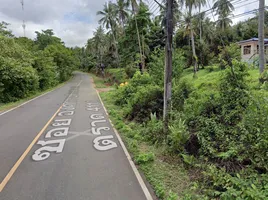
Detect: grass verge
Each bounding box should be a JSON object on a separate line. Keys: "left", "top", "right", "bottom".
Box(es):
{"left": 100, "top": 90, "right": 195, "bottom": 200}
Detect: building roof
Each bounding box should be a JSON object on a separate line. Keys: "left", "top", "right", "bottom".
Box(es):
{"left": 238, "top": 38, "right": 268, "bottom": 44}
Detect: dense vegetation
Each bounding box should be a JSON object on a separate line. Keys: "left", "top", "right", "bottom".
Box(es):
{"left": 0, "top": 22, "right": 79, "bottom": 103}
{"left": 84, "top": 0, "right": 268, "bottom": 199}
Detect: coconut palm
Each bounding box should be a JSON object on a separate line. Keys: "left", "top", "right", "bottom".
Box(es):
{"left": 97, "top": 2, "right": 120, "bottom": 66}
{"left": 196, "top": 0, "right": 206, "bottom": 40}
{"left": 181, "top": 0, "right": 199, "bottom": 77}
{"left": 213, "top": 0, "right": 234, "bottom": 30}
{"left": 115, "top": 0, "right": 130, "bottom": 29}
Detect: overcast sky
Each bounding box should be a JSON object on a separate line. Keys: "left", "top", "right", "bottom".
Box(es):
{"left": 0, "top": 0, "right": 266, "bottom": 47}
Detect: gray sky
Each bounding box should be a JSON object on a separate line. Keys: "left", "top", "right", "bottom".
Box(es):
{"left": 0, "top": 0, "right": 266, "bottom": 47}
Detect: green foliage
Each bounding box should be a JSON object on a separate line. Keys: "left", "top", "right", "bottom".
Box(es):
{"left": 0, "top": 27, "right": 76, "bottom": 103}
{"left": 172, "top": 79, "right": 194, "bottom": 111}
{"left": 167, "top": 191, "right": 178, "bottom": 200}
{"left": 135, "top": 152, "right": 155, "bottom": 164}
{"left": 203, "top": 165, "right": 268, "bottom": 199}
{"left": 148, "top": 49, "right": 185, "bottom": 86}
{"left": 218, "top": 43, "right": 241, "bottom": 69}
{"left": 0, "top": 57, "right": 39, "bottom": 102}
{"left": 168, "top": 117, "right": 189, "bottom": 152}
{"left": 125, "top": 63, "right": 137, "bottom": 79}
{"left": 0, "top": 21, "right": 14, "bottom": 37}
{"left": 114, "top": 71, "right": 152, "bottom": 105}
{"left": 142, "top": 113, "right": 164, "bottom": 143}
{"left": 32, "top": 51, "right": 58, "bottom": 90}
{"left": 0, "top": 36, "right": 39, "bottom": 102}
{"left": 44, "top": 44, "right": 77, "bottom": 82}
{"left": 126, "top": 84, "right": 163, "bottom": 122}
{"left": 35, "top": 29, "right": 63, "bottom": 50}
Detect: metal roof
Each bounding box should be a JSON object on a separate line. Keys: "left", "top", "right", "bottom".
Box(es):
{"left": 238, "top": 38, "right": 268, "bottom": 44}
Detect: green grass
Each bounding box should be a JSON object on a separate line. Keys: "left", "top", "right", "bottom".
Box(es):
{"left": 181, "top": 66, "right": 265, "bottom": 94}
{"left": 100, "top": 91, "right": 194, "bottom": 200}
{"left": 90, "top": 73, "right": 109, "bottom": 88}
{"left": 0, "top": 81, "right": 67, "bottom": 112}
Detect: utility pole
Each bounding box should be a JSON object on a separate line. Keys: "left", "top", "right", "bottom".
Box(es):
{"left": 163, "top": 0, "right": 173, "bottom": 133}
{"left": 21, "top": 0, "right": 26, "bottom": 37}
{"left": 259, "top": 0, "right": 265, "bottom": 75}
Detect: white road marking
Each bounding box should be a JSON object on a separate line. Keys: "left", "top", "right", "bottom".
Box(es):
{"left": 93, "top": 77, "right": 153, "bottom": 200}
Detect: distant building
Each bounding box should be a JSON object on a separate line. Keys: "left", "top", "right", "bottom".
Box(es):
{"left": 238, "top": 38, "right": 268, "bottom": 63}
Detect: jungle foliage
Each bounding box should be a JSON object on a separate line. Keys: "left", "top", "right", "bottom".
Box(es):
{"left": 0, "top": 23, "right": 79, "bottom": 103}
{"left": 88, "top": 1, "right": 268, "bottom": 199}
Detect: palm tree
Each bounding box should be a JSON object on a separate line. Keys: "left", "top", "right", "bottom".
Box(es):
{"left": 181, "top": 0, "right": 199, "bottom": 77}
{"left": 196, "top": 0, "right": 206, "bottom": 40}
{"left": 213, "top": 0, "right": 234, "bottom": 30}
{"left": 92, "top": 26, "right": 106, "bottom": 64}
{"left": 97, "top": 2, "right": 120, "bottom": 66}
{"left": 115, "top": 0, "right": 130, "bottom": 30}
{"left": 128, "top": 0, "right": 144, "bottom": 70}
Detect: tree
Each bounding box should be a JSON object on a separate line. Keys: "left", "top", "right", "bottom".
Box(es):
{"left": 35, "top": 29, "right": 63, "bottom": 50}
{"left": 115, "top": 0, "right": 130, "bottom": 30}
{"left": 213, "top": 0, "right": 234, "bottom": 30}
{"left": 181, "top": 0, "right": 199, "bottom": 77}
{"left": 97, "top": 2, "right": 120, "bottom": 66}
{"left": 196, "top": 0, "right": 206, "bottom": 40}
{"left": 0, "top": 21, "right": 14, "bottom": 37}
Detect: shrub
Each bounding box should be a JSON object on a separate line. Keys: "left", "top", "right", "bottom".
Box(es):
{"left": 203, "top": 165, "right": 268, "bottom": 200}
{"left": 125, "top": 63, "right": 138, "bottom": 79}
{"left": 218, "top": 43, "right": 241, "bottom": 69}
{"left": 0, "top": 57, "right": 39, "bottom": 102}
{"left": 167, "top": 117, "right": 189, "bottom": 152}
{"left": 172, "top": 79, "right": 194, "bottom": 111}
{"left": 33, "top": 51, "right": 58, "bottom": 90}
{"left": 148, "top": 48, "right": 185, "bottom": 86}
{"left": 142, "top": 113, "right": 164, "bottom": 143}
{"left": 126, "top": 84, "right": 163, "bottom": 122}
{"left": 135, "top": 152, "right": 155, "bottom": 164}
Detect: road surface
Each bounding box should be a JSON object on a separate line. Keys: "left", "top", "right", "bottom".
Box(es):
{"left": 0, "top": 72, "right": 152, "bottom": 200}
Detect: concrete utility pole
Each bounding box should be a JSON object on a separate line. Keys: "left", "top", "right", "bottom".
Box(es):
{"left": 259, "top": 0, "right": 265, "bottom": 75}
{"left": 163, "top": 0, "right": 173, "bottom": 133}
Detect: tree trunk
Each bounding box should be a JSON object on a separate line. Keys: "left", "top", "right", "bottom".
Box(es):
{"left": 189, "top": 6, "right": 197, "bottom": 77}
{"left": 259, "top": 0, "right": 265, "bottom": 76}
{"left": 110, "top": 23, "right": 120, "bottom": 67}
{"left": 199, "top": 5, "right": 202, "bottom": 41}
{"left": 134, "top": 14, "right": 143, "bottom": 71}
{"left": 163, "top": 0, "right": 173, "bottom": 134}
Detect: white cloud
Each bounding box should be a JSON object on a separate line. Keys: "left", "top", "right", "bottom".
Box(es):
{"left": 0, "top": 0, "right": 107, "bottom": 47}
{"left": 1, "top": 0, "right": 268, "bottom": 47}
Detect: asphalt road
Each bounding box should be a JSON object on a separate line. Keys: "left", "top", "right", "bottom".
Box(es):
{"left": 0, "top": 72, "right": 151, "bottom": 200}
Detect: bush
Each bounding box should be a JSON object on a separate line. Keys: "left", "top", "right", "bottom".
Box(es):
{"left": 142, "top": 113, "right": 164, "bottom": 143}
{"left": 135, "top": 152, "right": 155, "bottom": 164}
{"left": 125, "top": 63, "right": 138, "bottom": 79}
{"left": 126, "top": 84, "right": 163, "bottom": 122}
{"left": 0, "top": 57, "right": 39, "bottom": 102}
{"left": 172, "top": 79, "right": 194, "bottom": 111}
{"left": 113, "top": 71, "right": 153, "bottom": 106}
{"left": 33, "top": 51, "right": 58, "bottom": 90}
{"left": 167, "top": 116, "right": 189, "bottom": 152}
{"left": 148, "top": 48, "right": 185, "bottom": 86}
{"left": 218, "top": 43, "right": 241, "bottom": 69}
{"left": 203, "top": 165, "right": 268, "bottom": 199}
{"left": 0, "top": 36, "right": 39, "bottom": 103}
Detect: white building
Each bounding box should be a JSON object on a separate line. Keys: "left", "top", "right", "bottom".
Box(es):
{"left": 238, "top": 38, "right": 268, "bottom": 63}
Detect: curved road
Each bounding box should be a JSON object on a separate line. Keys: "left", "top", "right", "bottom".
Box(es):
{"left": 0, "top": 72, "right": 152, "bottom": 200}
